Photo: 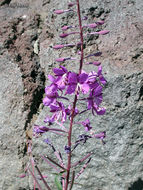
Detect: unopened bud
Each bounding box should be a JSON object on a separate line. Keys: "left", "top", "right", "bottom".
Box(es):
{"left": 54, "top": 9, "right": 73, "bottom": 14}
{"left": 59, "top": 33, "right": 69, "bottom": 38}
{"left": 60, "top": 31, "right": 79, "bottom": 38}
{"left": 86, "top": 61, "right": 101, "bottom": 66}
{"left": 56, "top": 57, "right": 76, "bottom": 62}
{"left": 54, "top": 10, "right": 65, "bottom": 14}
{"left": 62, "top": 26, "right": 71, "bottom": 30}
{"left": 87, "top": 30, "right": 109, "bottom": 35}
{"left": 96, "top": 21, "right": 104, "bottom": 25}
{"left": 56, "top": 58, "right": 66, "bottom": 62}
{"left": 97, "top": 30, "right": 110, "bottom": 35}
{"left": 83, "top": 23, "right": 97, "bottom": 28}
{"left": 68, "top": 2, "right": 76, "bottom": 7}
{"left": 53, "top": 44, "right": 75, "bottom": 49}
{"left": 53, "top": 45, "right": 64, "bottom": 49}
{"left": 82, "top": 16, "right": 88, "bottom": 20}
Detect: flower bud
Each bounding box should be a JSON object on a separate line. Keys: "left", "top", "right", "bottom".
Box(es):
{"left": 54, "top": 10, "right": 65, "bottom": 14}
{"left": 97, "top": 30, "right": 110, "bottom": 35}
{"left": 86, "top": 61, "right": 101, "bottom": 66}
{"left": 53, "top": 44, "right": 64, "bottom": 49}
{"left": 56, "top": 58, "right": 66, "bottom": 62}
{"left": 62, "top": 26, "right": 71, "bottom": 30}
{"left": 68, "top": 2, "right": 76, "bottom": 7}
{"left": 83, "top": 23, "right": 97, "bottom": 28}
{"left": 59, "top": 33, "right": 69, "bottom": 38}
{"left": 54, "top": 9, "right": 73, "bottom": 14}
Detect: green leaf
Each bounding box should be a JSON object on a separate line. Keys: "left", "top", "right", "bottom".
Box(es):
{"left": 54, "top": 175, "right": 62, "bottom": 190}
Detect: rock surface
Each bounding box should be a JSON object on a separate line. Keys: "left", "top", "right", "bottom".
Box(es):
{"left": 0, "top": 0, "right": 143, "bottom": 190}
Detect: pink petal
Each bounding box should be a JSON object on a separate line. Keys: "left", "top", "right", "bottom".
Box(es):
{"left": 78, "top": 73, "right": 88, "bottom": 83}
{"left": 81, "top": 83, "right": 90, "bottom": 94}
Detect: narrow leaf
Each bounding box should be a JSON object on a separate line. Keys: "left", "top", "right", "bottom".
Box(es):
{"left": 35, "top": 165, "right": 51, "bottom": 190}
{"left": 69, "top": 171, "right": 75, "bottom": 190}
{"left": 54, "top": 175, "right": 62, "bottom": 190}
{"left": 28, "top": 167, "right": 42, "bottom": 190}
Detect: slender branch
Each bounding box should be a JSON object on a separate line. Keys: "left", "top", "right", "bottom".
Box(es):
{"left": 28, "top": 167, "right": 42, "bottom": 190}
{"left": 65, "top": 0, "right": 84, "bottom": 189}
{"left": 41, "top": 155, "right": 60, "bottom": 173}
{"left": 69, "top": 171, "right": 75, "bottom": 190}
{"left": 71, "top": 153, "right": 92, "bottom": 168}
{"left": 35, "top": 165, "right": 52, "bottom": 190}
{"left": 43, "top": 155, "right": 66, "bottom": 171}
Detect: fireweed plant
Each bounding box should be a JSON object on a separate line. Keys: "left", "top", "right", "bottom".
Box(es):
{"left": 21, "top": 1, "right": 109, "bottom": 190}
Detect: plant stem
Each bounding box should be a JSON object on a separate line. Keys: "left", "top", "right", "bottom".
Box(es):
{"left": 65, "top": 0, "right": 84, "bottom": 189}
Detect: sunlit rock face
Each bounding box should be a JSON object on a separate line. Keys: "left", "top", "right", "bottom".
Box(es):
{"left": 0, "top": 0, "right": 143, "bottom": 189}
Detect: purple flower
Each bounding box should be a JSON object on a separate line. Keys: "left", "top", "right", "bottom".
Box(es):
{"left": 43, "top": 84, "right": 59, "bottom": 106}
{"left": 66, "top": 72, "right": 89, "bottom": 95}
{"left": 65, "top": 146, "right": 71, "bottom": 154}
{"left": 74, "top": 134, "right": 92, "bottom": 148}
{"left": 97, "top": 66, "right": 107, "bottom": 85}
{"left": 92, "top": 131, "right": 106, "bottom": 144}
{"left": 49, "top": 102, "right": 67, "bottom": 123}
{"left": 90, "top": 85, "right": 103, "bottom": 106}
{"left": 44, "top": 115, "right": 54, "bottom": 125}
{"left": 44, "top": 138, "right": 56, "bottom": 151}
{"left": 94, "top": 131, "right": 106, "bottom": 139}
{"left": 81, "top": 119, "right": 92, "bottom": 131}
{"left": 51, "top": 66, "right": 69, "bottom": 90}
{"left": 88, "top": 66, "right": 106, "bottom": 88}
{"left": 87, "top": 85, "right": 106, "bottom": 115}
{"left": 65, "top": 105, "right": 79, "bottom": 117}
{"left": 33, "top": 125, "right": 50, "bottom": 136}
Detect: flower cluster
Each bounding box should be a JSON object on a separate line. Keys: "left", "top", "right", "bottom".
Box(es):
{"left": 42, "top": 64, "right": 106, "bottom": 125}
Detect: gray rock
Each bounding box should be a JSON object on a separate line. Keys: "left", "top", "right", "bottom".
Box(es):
{"left": 0, "top": 0, "right": 143, "bottom": 189}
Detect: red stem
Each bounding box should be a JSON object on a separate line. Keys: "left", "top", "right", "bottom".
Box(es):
{"left": 65, "top": 0, "right": 84, "bottom": 189}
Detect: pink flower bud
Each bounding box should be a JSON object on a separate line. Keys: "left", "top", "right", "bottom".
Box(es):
{"left": 60, "top": 31, "right": 79, "bottom": 38}
{"left": 68, "top": 2, "right": 76, "bottom": 7}
{"left": 53, "top": 45, "right": 64, "bottom": 49}
{"left": 54, "top": 10, "right": 65, "bottom": 14}
{"left": 97, "top": 30, "right": 110, "bottom": 35}
{"left": 56, "top": 57, "right": 76, "bottom": 62}
{"left": 92, "top": 61, "right": 101, "bottom": 66}
{"left": 59, "top": 33, "right": 69, "bottom": 38}
{"left": 88, "top": 23, "right": 97, "bottom": 28}
{"left": 54, "top": 9, "right": 73, "bottom": 14}
{"left": 62, "top": 26, "right": 71, "bottom": 30}
{"left": 96, "top": 20, "right": 104, "bottom": 25}
{"left": 53, "top": 44, "right": 75, "bottom": 49}
{"left": 19, "top": 174, "right": 26, "bottom": 178}
{"left": 88, "top": 30, "right": 109, "bottom": 36}
{"left": 83, "top": 23, "right": 97, "bottom": 28}
{"left": 65, "top": 44, "right": 75, "bottom": 48}
{"left": 86, "top": 61, "right": 101, "bottom": 66}
{"left": 56, "top": 58, "right": 66, "bottom": 62}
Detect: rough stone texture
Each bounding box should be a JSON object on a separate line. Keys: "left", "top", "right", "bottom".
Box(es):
{"left": 0, "top": 0, "right": 143, "bottom": 190}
